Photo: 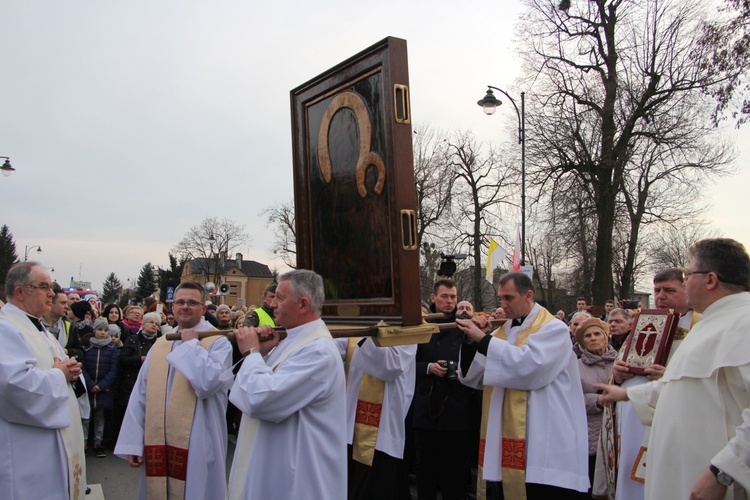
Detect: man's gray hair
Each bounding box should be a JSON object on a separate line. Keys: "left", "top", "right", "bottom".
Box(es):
{"left": 609, "top": 308, "right": 632, "bottom": 321}
{"left": 4, "top": 261, "right": 39, "bottom": 299}
{"left": 279, "top": 269, "right": 325, "bottom": 313}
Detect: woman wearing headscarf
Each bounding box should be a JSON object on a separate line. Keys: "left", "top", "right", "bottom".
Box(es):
{"left": 575, "top": 317, "right": 617, "bottom": 498}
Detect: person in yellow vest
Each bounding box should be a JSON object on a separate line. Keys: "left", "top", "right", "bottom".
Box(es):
{"left": 457, "top": 271, "right": 590, "bottom": 499}
{"left": 0, "top": 262, "right": 88, "bottom": 499}
{"left": 244, "top": 281, "right": 276, "bottom": 327}
{"left": 114, "top": 282, "right": 233, "bottom": 500}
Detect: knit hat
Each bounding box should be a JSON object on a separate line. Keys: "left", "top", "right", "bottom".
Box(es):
{"left": 92, "top": 317, "right": 109, "bottom": 332}
{"left": 108, "top": 325, "right": 121, "bottom": 338}
{"left": 575, "top": 317, "right": 610, "bottom": 345}
{"left": 216, "top": 304, "right": 231, "bottom": 313}
{"left": 70, "top": 300, "right": 92, "bottom": 320}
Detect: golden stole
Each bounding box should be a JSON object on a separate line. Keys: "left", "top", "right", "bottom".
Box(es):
{"left": 346, "top": 337, "right": 385, "bottom": 466}
{"left": 477, "top": 308, "right": 554, "bottom": 500}
{"left": 144, "top": 335, "right": 220, "bottom": 500}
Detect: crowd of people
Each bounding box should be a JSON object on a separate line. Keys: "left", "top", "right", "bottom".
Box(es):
{"left": 1, "top": 237, "right": 750, "bottom": 499}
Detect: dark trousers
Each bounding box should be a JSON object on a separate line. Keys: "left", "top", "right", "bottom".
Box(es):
{"left": 415, "top": 428, "right": 470, "bottom": 500}
{"left": 486, "top": 481, "right": 582, "bottom": 500}
{"left": 347, "top": 446, "right": 410, "bottom": 500}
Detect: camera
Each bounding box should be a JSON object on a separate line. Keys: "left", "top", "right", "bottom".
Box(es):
{"left": 440, "top": 360, "right": 458, "bottom": 380}
{"left": 437, "top": 253, "right": 467, "bottom": 278}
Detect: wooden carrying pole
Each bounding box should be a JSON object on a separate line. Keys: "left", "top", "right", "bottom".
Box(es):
{"left": 164, "top": 317, "right": 506, "bottom": 347}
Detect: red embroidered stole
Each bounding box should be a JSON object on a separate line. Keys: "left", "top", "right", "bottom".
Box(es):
{"left": 477, "top": 307, "right": 554, "bottom": 500}
{"left": 345, "top": 337, "right": 385, "bottom": 466}
{"left": 144, "top": 334, "right": 220, "bottom": 499}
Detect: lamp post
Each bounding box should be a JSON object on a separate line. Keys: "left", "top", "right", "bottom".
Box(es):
{"left": 477, "top": 86, "right": 526, "bottom": 266}
{"left": 24, "top": 245, "right": 43, "bottom": 261}
{"left": 0, "top": 156, "right": 15, "bottom": 177}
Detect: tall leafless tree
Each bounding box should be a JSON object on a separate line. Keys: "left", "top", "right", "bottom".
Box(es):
{"left": 518, "top": 0, "right": 733, "bottom": 304}
{"left": 260, "top": 201, "right": 297, "bottom": 269}
{"left": 446, "top": 131, "right": 514, "bottom": 311}
{"left": 172, "top": 217, "right": 250, "bottom": 285}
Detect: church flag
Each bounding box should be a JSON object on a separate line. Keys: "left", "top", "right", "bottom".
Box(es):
{"left": 486, "top": 238, "right": 508, "bottom": 283}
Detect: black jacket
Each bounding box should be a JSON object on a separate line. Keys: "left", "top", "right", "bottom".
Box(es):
{"left": 117, "top": 331, "right": 158, "bottom": 406}
{"left": 412, "top": 306, "right": 475, "bottom": 430}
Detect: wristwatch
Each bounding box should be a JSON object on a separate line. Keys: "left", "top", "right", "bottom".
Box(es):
{"left": 243, "top": 348, "right": 261, "bottom": 357}
{"left": 709, "top": 464, "right": 734, "bottom": 486}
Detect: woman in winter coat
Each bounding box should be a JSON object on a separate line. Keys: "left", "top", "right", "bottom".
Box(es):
{"left": 112, "top": 312, "right": 161, "bottom": 442}
{"left": 576, "top": 317, "right": 617, "bottom": 497}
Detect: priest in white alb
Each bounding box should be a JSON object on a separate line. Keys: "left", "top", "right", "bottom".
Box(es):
{"left": 337, "top": 336, "right": 416, "bottom": 499}
{"left": 0, "top": 262, "right": 87, "bottom": 499}
{"left": 227, "top": 269, "right": 347, "bottom": 500}
{"left": 598, "top": 238, "right": 750, "bottom": 500}
{"left": 114, "top": 282, "right": 233, "bottom": 500}
{"left": 457, "top": 271, "right": 590, "bottom": 500}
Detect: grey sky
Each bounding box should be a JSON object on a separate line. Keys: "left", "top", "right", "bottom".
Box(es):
{"left": 1, "top": 1, "right": 747, "bottom": 292}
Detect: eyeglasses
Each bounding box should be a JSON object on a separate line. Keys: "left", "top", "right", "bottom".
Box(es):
{"left": 682, "top": 269, "right": 710, "bottom": 280}
{"left": 173, "top": 300, "right": 203, "bottom": 308}
{"left": 22, "top": 283, "right": 53, "bottom": 291}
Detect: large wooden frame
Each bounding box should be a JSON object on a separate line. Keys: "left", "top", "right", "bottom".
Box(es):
{"left": 290, "top": 37, "right": 421, "bottom": 326}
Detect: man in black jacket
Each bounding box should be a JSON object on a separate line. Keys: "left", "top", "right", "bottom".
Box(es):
{"left": 413, "top": 279, "right": 475, "bottom": 500}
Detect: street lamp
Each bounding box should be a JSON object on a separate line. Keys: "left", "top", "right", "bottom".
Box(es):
{"left": 477, "top": 85, "right": 526, "bottom": 265}
{"left": 0, "top": 156, "right": 15, "bottom": 177}
{"left": 24, "top": 245, "right": 43, "bottom": 261}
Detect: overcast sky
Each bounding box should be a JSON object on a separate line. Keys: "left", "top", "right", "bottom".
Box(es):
{"left": 1, "top": 1, "right": 748, "bottom": 292}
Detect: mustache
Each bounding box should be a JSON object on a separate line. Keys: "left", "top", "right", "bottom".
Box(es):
{"left": 457, "top": 312, "right": 473, "bottom": 319}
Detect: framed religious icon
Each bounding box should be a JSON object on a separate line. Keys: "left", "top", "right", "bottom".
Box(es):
{"left": 622, "top": 308, "right": 680, "bottom": 375}
{"left": 290, "top": 36, "right": 421, "bottom": 326}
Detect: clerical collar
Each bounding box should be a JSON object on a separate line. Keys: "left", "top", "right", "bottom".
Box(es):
{"left": 26, "top": 315, "right": 44, "bottom": 332}
{"left": 511, "top": 316, "right": 527, "bottom": 327}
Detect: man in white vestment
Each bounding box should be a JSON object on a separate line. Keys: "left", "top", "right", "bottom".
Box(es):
{"left": 336, "top": 336, "right": 416, "bottom": 499}
{"left": 598, "top": 238, "right": 750, "bottom": 499}
{"left": 598, "top": 267, "right": 698, "bottom": 499}
{"left": 457, "top": 271, "right": 589, "bottom": 499}
{"left": 114, "top": 282, "right": 233, "bottom": 500}
{"left": 0, "top": 262, "right": 87, "bottom": 499}
{"left": 227, "top": 269, "right": 347, "bottom": 500}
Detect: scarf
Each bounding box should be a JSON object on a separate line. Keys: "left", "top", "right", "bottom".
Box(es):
{"left": 89, "top": 337, "right": 112, "bottom": 347}
{"left": 122, "top": 319, "right": 142, "bottom": 334}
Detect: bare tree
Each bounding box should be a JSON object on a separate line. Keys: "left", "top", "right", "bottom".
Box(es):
{"left": 699, "top": 0, "right": 750, "bottom": 126}
{"left": 261, "top": 201, "right": 297, "bottom": 269}
{"left": 413, "top": 124, "right": 457, "bottom": 246}
{"left": 518, "top": 0, "right": 733, "bottom": 303}
{"left": 172, "top": 217, "right": 250, "bottom": 285}
{"left": 647, "top": 220, "right": 721, "bottom": 271}
{"left": 446, "top": 131, "right": 514, "bottom": 311}
{"left": 525, "top": 220, "right": 568, "bottom": 310}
